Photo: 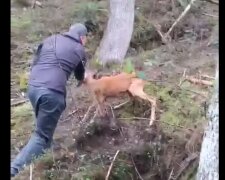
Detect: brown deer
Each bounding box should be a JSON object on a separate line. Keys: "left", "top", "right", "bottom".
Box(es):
{"left": 83, "top": 70, "right": 157, "bottom": 126}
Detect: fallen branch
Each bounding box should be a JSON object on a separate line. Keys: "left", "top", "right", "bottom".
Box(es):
{"left": 178, "top": 69, "right": 187, "bottom": 86}
{"left": 105, "top": 150, "right": 120, "bottom": 180}
{"left": 36, "top": 1, "right": 43, "bottom": 8}
{"left": 29, "top": 164, "right": 33, "bottom": 180}
{"left": 31, "top": 0, "right": 36, "bottom": 8}
{"left": 152, "top": 22, "right": 170, "bottom": 44}
{"left": 89, "top": 109, "right": 97, "bottom": 124}
{"left": 165, "top": 0, "right": 196, "bottom": 38}
{"left": 51, "top": 146, "right": 61, "bottom": 173}
{"left": 149, "top": 102, "right": 156, "bottom": 126}
{"left": 113, "top": 100, "right": 130, "bottom": 109}
{"left": 31, "top": 0, "right": 43, "bottom": 8}
{"left": 199, "top": 74, "right": 215, "bottom": 80}
{"left": 168, "top": 168, "right": 174, "bottom": 180}
{"left": 178, "top": 70, "right": 213, "bottom": 87}
{"left": 205, "top": 0, "right": 219, "bottom": 5}
{"left": 152, "top": 0, "right": 196, "bottom": 43}
{"left": 109, "top": 105, "right": 115, "bottom": 119}
{"left": 80, "top": 104, "right": 95, "bottom": 124}
{"left": 181, "top": 87, "right": 208, "bottom": 98}
{"left": 174, "top": 153, "right": 199, "bottom": 180}
{"left": 11, "top": 99, "right": 29, "bottom": 107}
{"left": 68, "top": 109, "right": 79, "bottom": 116}
{"left": 130, "top": 155, "right": 144, "bottom": 180}
{"left": 202, "top": 13, "right": 218, "bottom": 18}
{"left": 59, "top": 109, "right": 79, "bottom": 122}
{"left": 11, "top": 132, "right": 31, "bottom": 139}
{"left": 118, "top": 117, "right": 149, "bottom": 121}
{"left": 185, "top": 76, "right": 213, "bottom": 86}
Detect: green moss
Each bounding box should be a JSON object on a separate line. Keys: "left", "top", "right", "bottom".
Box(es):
{"left": 144, "top": 82, "right": 160, "bottom": 96}
{"left": 89, "top": 58, "right": 103, "bottom": 70}
{"left": 180, "top": 164, "right": 198, "bottom": 180}
{"left": 111, "top": 161, "right": 133, "bottom": 180}
{"left": 11, "top": 15, "right": 32, "bottom": 30}
{"left": 26, "top": 33, "right": 42, "bottom": 43}
{"left": 11, "top": 103, "right": 34, "bottom": 151}
{"left": 71, "top": 164, "right": 105, "bottom": 180}
{"left": 70, "top": 153, "right": 134, "bottom": 180}
{"left": 11, "top": 103, "right": 32, "bottom": 118}
{"left": 123, "top": 59, "right": 135, "bottom": 73}
{"left": 117, "top": 80, "right": 204, "bottom": 131}
{"left": 21, "top": 51, "right": 31, "bottom": 61}
{"left": 11, "top": 103, "right": 34, "bottom": 137}
{"left": 141, "top": 82, "right": 205, "bottom": 132}
{"left": 18, "top": 72, "right": 29, "bottom": 91}
{"left": 34, "top": 151, "right": 54, "bottom": 169}
{"left": 161, "top": 111, "right": 180, "bottom": 125}
{"left": 119, "top": 111, "right": 134, "bottom": 120}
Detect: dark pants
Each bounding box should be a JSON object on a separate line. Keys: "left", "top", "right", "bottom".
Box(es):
{"left": 11, "top": 86, "right": 66, "bottom": 177}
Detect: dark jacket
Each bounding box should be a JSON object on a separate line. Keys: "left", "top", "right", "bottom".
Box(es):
{"left": 28, "top": 32, "right": 86, "bottom": 95}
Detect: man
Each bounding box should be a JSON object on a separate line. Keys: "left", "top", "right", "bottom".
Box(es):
{"left": 11, "top": 23, "right": 88, "bottom": 177}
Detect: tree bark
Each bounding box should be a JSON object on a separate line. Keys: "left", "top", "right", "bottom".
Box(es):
{"left": 196, "top": 65, "right": 219, "bottom": 180}
{"left": 98, "top": 0, "right": 135, "bottom": 66}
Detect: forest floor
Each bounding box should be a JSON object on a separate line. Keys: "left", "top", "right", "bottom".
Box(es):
{"left": 11, "top": 0, "right": 218, "bottom": 179}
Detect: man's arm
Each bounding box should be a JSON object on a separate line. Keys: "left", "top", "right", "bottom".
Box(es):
{"left": 74, "top": 50, "right": 87, "bottom": 87}
{"left": 74, "top": 60, "right": 85, "bottom": 81}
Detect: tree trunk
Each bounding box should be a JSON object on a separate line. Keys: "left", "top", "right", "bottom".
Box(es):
{"left": 196, "top": 65, "right": 219, "bottom": 180}
{"left": 98, "top": 0, "right": 135, "bottom": 66}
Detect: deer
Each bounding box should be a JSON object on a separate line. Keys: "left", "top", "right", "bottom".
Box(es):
{"left": 82, "top": 70, "right": 157, "bottom": 126}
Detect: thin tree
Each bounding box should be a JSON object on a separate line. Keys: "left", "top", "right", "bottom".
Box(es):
{"left": 98, "top": 0, "right": 135, "bottom": 66}
{"left": 197, "top": 64, "right": 219, "bottom": 180}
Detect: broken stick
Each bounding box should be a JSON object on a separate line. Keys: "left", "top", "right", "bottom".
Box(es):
{"left": 130, "top": 155, "right": 144, "bottom": 180}
{"left": 185, "top": 76, "right": 213, "bottom": 86}
{"left": 11, "top": 99, "right": 29, "bottom": 107}
{"left": 152, "top": 22, "right": 170, "bottom": 44}
{"left": 113, "top": 100, "right": 130, "bottom": 109}
{"left": 165, "top": 0, "right": 196, "bottom": 38}
{"left": 31, "top": 0, "right": 43, "bottom": 8}
{"left": 199, "top": 74, "right": 215, "bottom": 80}
{"left": 105, "top": 150, "right": 120, "bottom": 180}
{"left": 174, "top": 153, "right": 198, "bottom": 180}
{"left": 80, "top": 104, "right": 95, "bottom": 124}
{"left": 205, "top": 0, "right": 219, "bottom": 5}
{"left": 179, "top": 69, "right": 214, "bottom": 87}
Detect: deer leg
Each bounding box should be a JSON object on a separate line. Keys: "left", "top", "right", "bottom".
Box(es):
{"left": 139, "top": 94, "right": 156, "bottom": 126}
{"left": 147, "top": 96, "right": 157, "bottom": 126}
{"left": 128, "top": 87, "right": 157, "bottom": 126}
{"left": 127, "top": 91, "right": 136, "bottom": 113}
{"left": 143, "top": 95, "right": 156, "bottom": 126}
{"left": 98, "top": 101, "right": 107, "bottom": 117}
{"left": 94, "top": 91, "right": 106, "bottom": 117}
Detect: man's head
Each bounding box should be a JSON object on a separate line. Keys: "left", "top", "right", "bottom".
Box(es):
{"left": 67, "top": 23, "right": 88, "bottom": 45}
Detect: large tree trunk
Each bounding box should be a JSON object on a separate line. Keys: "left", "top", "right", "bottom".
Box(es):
{"left": 98, "top": 0, "right": 135, "bottom": 66}
{"left": 196, "top": 65, "right": 219, "bottom": 180}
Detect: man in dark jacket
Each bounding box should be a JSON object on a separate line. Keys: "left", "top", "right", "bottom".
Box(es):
{"left": 11, "top": 23, "right": 88, "bottom": 177}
